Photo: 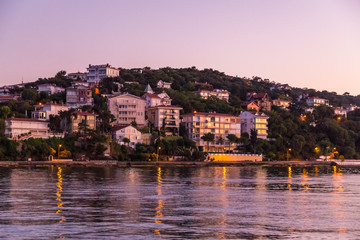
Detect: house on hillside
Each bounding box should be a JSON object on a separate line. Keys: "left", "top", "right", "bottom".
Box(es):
{"left": 306, "top": 97, "right": 329, "bottom": 107}
{"left": 37, "top": 84, "right": 65, "bottom": 95}
{"left": 112, "top": 125, "right": 142, "bottom": 148}
{"left": 157, "top": 80, "right": 172, "bottom": 89}
{"left": 247, "top": 93, "right": 271, "bottom": 112}
{"left": 107, "top": 93, "right": 146, "bottom": 126}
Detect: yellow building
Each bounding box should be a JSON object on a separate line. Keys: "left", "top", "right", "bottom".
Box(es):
{"left": 181, "top": 112, "right": 241, "bottom": 152}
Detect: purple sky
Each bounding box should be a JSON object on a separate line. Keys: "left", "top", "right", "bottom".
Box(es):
{"left": 1, "top": 0, "right": 360, "bottom": 94}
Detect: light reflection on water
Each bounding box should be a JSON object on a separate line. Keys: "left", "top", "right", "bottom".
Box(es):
{"left": 1, "top": 166, "right": 360, "bottom": 239}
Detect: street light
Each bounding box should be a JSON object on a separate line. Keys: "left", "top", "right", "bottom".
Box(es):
{"left": 156, "top": 146, "right": 161, "bottom": 162}
{"left": 58, "top": 144, "right": 62, "bottom": 159}
{"left": 287, "top": 148, "right": 292, "bottom": 161}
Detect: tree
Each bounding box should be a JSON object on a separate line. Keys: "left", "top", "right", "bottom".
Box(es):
{"left": 250, "top": 129, "right": 258, "bottom": 153}
{"left": 21, "top": 88, "right": 39, "bottom": 102}
{"left": 123, "top": 137, "right": 130, "bottom": 146}
{"left": 201, "top": 133, "right": 215, "bottom": 152}
{"left": 226, "top": 134, "right": 238, "bottom": 152}
{"left": 0, "top": 106, "right": 11, "bottom": 119}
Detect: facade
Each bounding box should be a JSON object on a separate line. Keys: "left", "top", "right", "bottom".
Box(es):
{"left": 107, "top": 93, "right": 146, "bottom": 126}
{"left": 148, "top": 105, "right": 182, "bottom": 135}
{"left": 61, "top": 111, "right": 97, "bottom": 133}
{"left": 142, "top": 92, "right": 172, "bottom": 108}
{"left": 196, "top": 89, "right": 230, "bottom": 102}
{"left": 112, "top": 125, "right": 142, "bottom": 148}
{"left": 239, "top": 111, "right": 269, "bottom": 139}
{"left": 157, "top": 80, "right": 172, "bottom": 89}
{"left": 247, "top": 93, "right": 271, "bottom": 112}
{"left": 181, "top": 112, "right": 241, "bottom": 152}
{"left": 334, "top": 107, "right": 347, "bottom": 118}
{"left": 242, "top": 101, "right": 260, "bottom": 112}
{"left": 66, "top": 85, "right": 93, "bottom": 108}
{"left": 272, "top": 99, "right": 291, "bottom": 109}
{"left": 306, "top": 97, "right": 329, "bottom": 107}
{"left": 270, "top": 84, "right": 291, "bottom": 91}
{"left": 67, "top": 72, "right": 88, "bottom": 81}
{"left": 37, "top": 84, "right": 65, "bottom": 95}
{"left": 31, "top": 103, "right": 68, "bottom": 120}
{"left": 5, "top": 118, "right": 50, "bottom": 138}
{"left": 347, "top": 104, "right": 360, "bottom": 112}
{"left": 87, "top": 64, "right": 120, "bottom": 84}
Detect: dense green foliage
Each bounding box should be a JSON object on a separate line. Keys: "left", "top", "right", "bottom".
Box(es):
{"left": 2, "top": 67, "right": 360, "bottom": 161}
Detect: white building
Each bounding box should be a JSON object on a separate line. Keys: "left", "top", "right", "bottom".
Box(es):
{"left": 196, "top": 89, "right": 230, "bottom": 102}
{"left": 5, "top": 118, "right": 51, "bottom": 139}
{"left": 239, "top": 111, "right": 269, "bottom": 139}
{"left": 112, "top": 125, "right": 142, "bottom": 148}
{"left": 31, "top": 103, "right": 68, "bottom": 120}
{"left": 142, "top": 92, "right": 172, "bottom": 108}
{"left": 157, "top": 80, "right": 172, "bottom": 89}
{"left": 346, "top": 104, "right": 360, "bottom": 112}
{"left": 87, "top": 64, "right": 120, "bottom": 84}
{"left": 67, "top": 72, "right": 88, "bottom": 81}
{"left": 306, "top": 97, "right": 329, "bottom": 107}
{"left": 37, "top": 84, "right": 65, "bottom": 95}
{"left": 107, "top": 93, "right": 146, "bottom": 126}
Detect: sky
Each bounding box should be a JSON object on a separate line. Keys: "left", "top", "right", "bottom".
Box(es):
{"left": 1, "top": 0, "right": 360, "bottom": 95}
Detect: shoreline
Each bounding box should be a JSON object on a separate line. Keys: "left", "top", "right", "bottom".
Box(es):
{"left": 0, "top": 160, "right": 336, "bottom": 167}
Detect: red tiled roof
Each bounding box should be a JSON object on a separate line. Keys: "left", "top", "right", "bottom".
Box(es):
{"left": 0, "top": 95, "right": 15, "bottom": 99}
{"left": 112, "top": 125, "right": 134, "bottom": 132}
{"left": 148, "top": 105, "right": 182, "bottom": 109}
{"left": 143, "top": 93, "right": 161, "bottom": 99}
{"left": 74, "top": 111, "right": 97, "bottom": 116}
{"left": 181, "top": 112, "right": 238, "bottom": 118}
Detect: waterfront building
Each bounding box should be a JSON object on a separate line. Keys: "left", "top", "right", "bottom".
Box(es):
{"left": 181, "top": 112, "right": 241, "bottom": 152}
{"left": 66, "top": 85, "right": 93, "bottom": 108}
{"left": 239, "top": 111, "right": 269, "bottom": 139}
{"left": 107, "top": 93, "right": 146, "bottom": 126}
{"left": 306, "top": 97, "right": 329, "bottom": 107}
{"left": 148, "top": 105, "right": 182, "bottom": 135}
{"left": 5, "top": 118, "right": 50, "bottom": 139}
{"left": 37, "top": 84, "right": 65, "bottom": 95}
{"left": 87, "top": 64, "right": 119, "bottom": 84}
{"left": 112, "top": 125, "right": 142, "bottom": 148}
{"left": 31, "top": 103, "right": 68, "bottom": 120}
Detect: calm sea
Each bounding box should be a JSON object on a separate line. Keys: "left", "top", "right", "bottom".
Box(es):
{"left": 0, "top": 165, "right": 359, "bottom": 239}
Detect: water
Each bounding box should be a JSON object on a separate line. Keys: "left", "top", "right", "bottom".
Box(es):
{"left": 0, "top": 165, "right": 360, "bottom": 239}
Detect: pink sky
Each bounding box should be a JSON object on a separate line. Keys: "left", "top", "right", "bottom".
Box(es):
{"left": 1, "top": 0, "right": 360, "bottom": 94}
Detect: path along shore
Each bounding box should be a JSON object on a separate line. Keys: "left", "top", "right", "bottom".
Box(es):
{"left": 0, "top": 160, "right": 338, "bottom": 167}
